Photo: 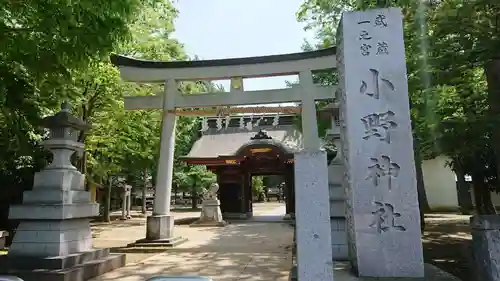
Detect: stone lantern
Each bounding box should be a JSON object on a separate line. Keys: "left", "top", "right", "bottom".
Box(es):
{"left": 42, "top": 101, "right": 90, "bottom": 170}
{"left": 1, "top": 102, "right": 125, "bottom": 281}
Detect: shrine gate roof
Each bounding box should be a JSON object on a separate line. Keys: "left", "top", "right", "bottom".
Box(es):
{"left": 111, "top": 47, "right": 336, "bottom": 70}
{"left": 185, "top": 124, "right": 302, "bottom": 159}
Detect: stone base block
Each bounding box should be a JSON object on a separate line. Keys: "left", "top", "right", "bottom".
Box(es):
{"left": 470, "top": 215, "right": 500, "bottom": 281}
{"left": 8, "top": 219, "right": 93, "bottom": 257}
{"left": 128, "top": 215, "right": 188, "bottom": 247}
{"left": 192, "top": 200, "right": 226, "bottom": 227}
{"left": 9, "top": 203, "right": 99, "bottom": 220}
{"left": 129, "top": 236, "right": 188, "bottom": 248}
{"left": 0, "top": 248, "right": 125, "bottom": 281}
{"left": 223, "top": 213, "right": 249, "bottom": 220}
{"left": 146, "top": 215, "right": 174, "bottom": 240}
{"left": 189, "top": 220, "right": 227, "bottom": 227}
{"left": 0, "top": 248, "right": 108, "bottom": 270}
{"left": 22, "top": 190, "right": 91, "bottom": 205}
{"left": 33, "top": 169, "right": 85, "bottom": 192}
{"left": 289, "top": 263, "right": 461, "bottom": 281}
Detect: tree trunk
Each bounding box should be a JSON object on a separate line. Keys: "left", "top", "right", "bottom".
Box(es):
{"left": 103, "top": 177, "right": 112, "bottom": 222}
{"left": 483, "top": 187, "right": 497, "bottom": 214}
{"left": 141, "top": 168, "right": 147, "bottom": 214}
{"left": 173, "top": 185, "right": 178, "bottom": 204}
{"left": 485, "top": 59, "right": 500, "bottom": 191}
{"left": 413, "top": 137, "right": 429, "bottom": 231}
{"left": 453, "top": 160, "right": 473, "bottom": 215}
{"left": 76, "top": 133, "right": 90, "bottom": 191}
{"left": 471, "top": 170, "right": 496, "bottom": 215}
{"left": 191, "top": 184, "right": 197, "bottom": 210}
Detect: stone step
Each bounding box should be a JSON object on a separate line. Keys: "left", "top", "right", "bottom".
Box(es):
{"left": 22, "top": 190, "right": 91, "bottom": 204}
{"left": 330, "top": 200, "right": 345, "bottom": 218}
{"left": 129, "top": 236, "right": 188, "bottom": 247}
{"left": 329, "top": 183, "right": 345, "bottom": 200}
{"left": 1, "top": 252, "right": 125, "bottom": 281}
{"left": 9, "top": 203, "right": 99, "bottom": 220}
{"left": 331, "top": 217, "right": 348, "bottom": 261}
{"left": 332, "top": 244, "right": 348, "bottom": 261}
{"left": 0, "top": 248, "right": 110, "bottom": 270}
{"left": 328, "top": 163, "right": 344, "bottom": 183}
{"left": 330, "top": 219, "right": 347, "bottom": 244}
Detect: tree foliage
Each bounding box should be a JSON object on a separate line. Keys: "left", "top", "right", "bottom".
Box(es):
{"left": 297, "top": 0, "right": 500, "bottom": 214}
{"left": 0, "top": 0, "right": 172, "bottom": 230}
{"left": 0, "top": 0, "right": 219, "bottom": 230}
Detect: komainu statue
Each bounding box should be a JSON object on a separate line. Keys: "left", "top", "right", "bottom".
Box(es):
{"left": 203, "top": 183, "right": 219, "bottom": 200}
{"left": 191, "top": 182, "right": 226, "bottom": 227}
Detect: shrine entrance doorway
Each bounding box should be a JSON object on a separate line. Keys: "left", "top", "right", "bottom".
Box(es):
{"left": 237, "top": 136, "right": 295, "bottom": 219}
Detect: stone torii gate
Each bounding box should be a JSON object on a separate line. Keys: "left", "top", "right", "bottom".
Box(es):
{"left": 111, "top": 8, "right": 427, "bottom": 279}
{"left": 110, "top": 48, "right": 337, "bottom": 278}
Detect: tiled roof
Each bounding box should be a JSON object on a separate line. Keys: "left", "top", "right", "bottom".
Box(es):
{"left": 185, "top": 125, "right": 303, "bottom": 158}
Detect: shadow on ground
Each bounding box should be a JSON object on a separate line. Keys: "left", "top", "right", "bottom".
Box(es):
{"left": 91, "top": 222, "right": 293, "bottom": 281}
{"left": 423, "top": 214, "right": 472, "bottom": 281}
{"left": 90, "top": 208, "right": 474, "bottom": 281}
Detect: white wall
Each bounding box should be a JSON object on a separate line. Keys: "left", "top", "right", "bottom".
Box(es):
{"left": 491, "top": 193, "right": 500, "bottom": 207}
{"left": 421, "top": 155, "right": 459, "bottom": 211}
{"left": 423, "top": 156, "right": 500, "bottom": 209}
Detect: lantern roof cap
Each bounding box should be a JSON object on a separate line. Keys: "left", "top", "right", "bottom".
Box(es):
{"left": 41, "top": 102, "right": 91, "bottom": 131}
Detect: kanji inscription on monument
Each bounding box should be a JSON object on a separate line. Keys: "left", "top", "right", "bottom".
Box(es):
{"left": 360, "top": 69, "right": 394, "bottom": 100}
{"left": 361, "top": 110, "right": 397, "bottom": 143}
{"left": 357, "top": 14, "right": 390, "bottom": 57}
{"left": 370, "top": 201, "right": 406, "bottom": 233}
{"left": 366, "top": 155, "right": 400, "bottom": 189}
{"left": 337, "top": 7, "right": 424, "bottom": 278}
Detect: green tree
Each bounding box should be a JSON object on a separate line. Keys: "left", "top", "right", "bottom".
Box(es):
{"left": 101, "top": 1, "right": 224, "bottom": 213}
{"left": 0, "top": 0, "right": 165, "bottom": 230}
{"left": 186, "top": 166, "right": 216, "bottom": 209}
{"left": 297, "top": 0, "right": 500, "bottom": 214}
{"left": 252, "top": 176, "right": 265, "bottom": 201}
{"left": 296, "top": 1, "right": 433, "bottom": 221}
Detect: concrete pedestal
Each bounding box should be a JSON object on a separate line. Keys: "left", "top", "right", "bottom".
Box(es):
{"left": 190, "top": 199, "right": 227, "bottom": 227}
{"left": 130, "top": 215, "right": 187, "bottom": 247}
{"left": 471, "top": 215, "right": 500, "bottom": 281}
{"left": 294, "top": 150, "right": 334, "bottom": 281}
{"left": 0, "top": 248, "right": 125, "bottom": 281}
{"left": 289, "top": 262, "right": 461, "bottom": 281}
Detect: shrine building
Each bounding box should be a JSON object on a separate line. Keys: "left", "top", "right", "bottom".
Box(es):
{"left": 181, "top": 114, "right": 302, "bottom": 219}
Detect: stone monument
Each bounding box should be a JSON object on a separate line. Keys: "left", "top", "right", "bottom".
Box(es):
{"left": 337, "top": 8, "right": 424, "bottom": 277}
{"left": 0, "top": 102, "right": 125, "bottom": 281}
{"left": 190, "top": 183, "right": 226, "bottom": 227}
{"left": 121, "top": 184, "right": 132, "bottom": 220}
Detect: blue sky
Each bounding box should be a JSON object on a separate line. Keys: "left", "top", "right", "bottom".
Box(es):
{"left": 171, "top": 0, "right": 317, "bottom": 92}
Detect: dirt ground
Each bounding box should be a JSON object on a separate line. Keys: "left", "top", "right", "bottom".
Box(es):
{"left": 91, "top": 203, "right": 283, "bottom": 266}
{"left": 91, "top": 209, "right": 474, "bottom": 280}
{"left": 423, "top": 213, "right": 472, "bottom": 281}
{"left": 91, "top": 209, "right": 201, "bottom": 265}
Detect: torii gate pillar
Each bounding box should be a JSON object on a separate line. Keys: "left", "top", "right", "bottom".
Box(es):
{"left": 132, "top": 79, "right": 187, "bottom": 247}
